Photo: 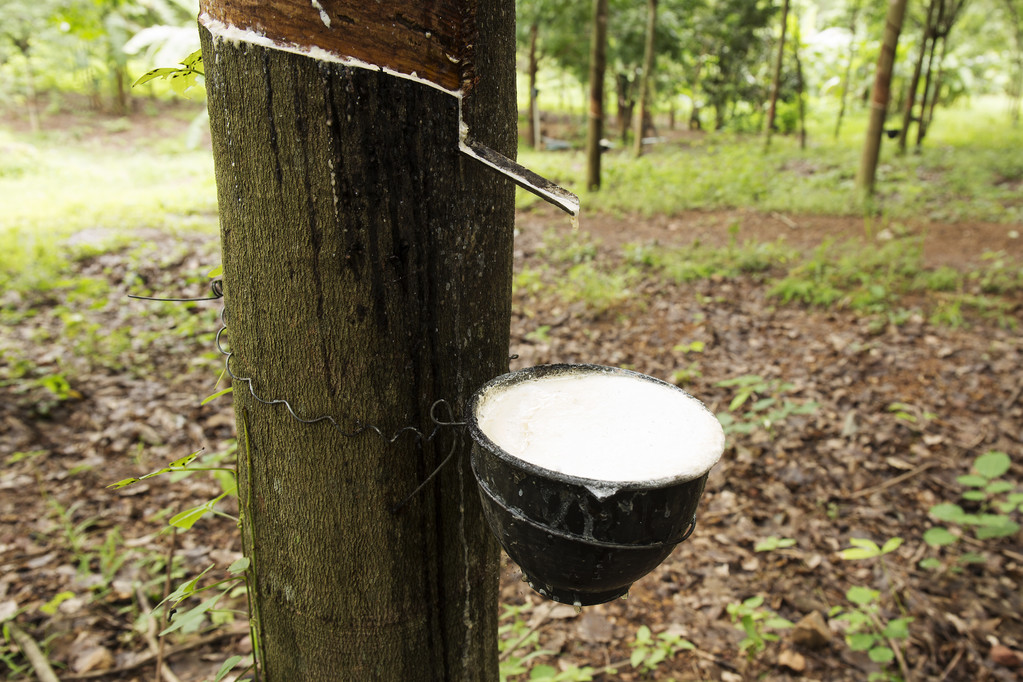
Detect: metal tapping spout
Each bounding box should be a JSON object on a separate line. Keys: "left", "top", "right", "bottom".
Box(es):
{"left": 459, "top": 138, "right": 580, "bottom": 217}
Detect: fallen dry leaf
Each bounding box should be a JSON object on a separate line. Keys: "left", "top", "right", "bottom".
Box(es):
{"left": 72, "top": 646, "right": 114, "bottom": 673}
{"left": 778, "top": 647, "right": 807, "bottom": 672}
{"left": 791, "top": 611, "right": 831, "bottom": 650}
{"left": 991, "top": 644, "right": 1022, "bottom": 668}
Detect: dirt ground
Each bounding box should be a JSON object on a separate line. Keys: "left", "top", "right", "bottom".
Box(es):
{"left": 1, "top": 108, "right": 1022, "bottom": 681}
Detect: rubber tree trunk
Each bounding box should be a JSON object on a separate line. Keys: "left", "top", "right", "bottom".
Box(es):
{"left": 633, "top": 0, "right": 658, "bottom": 158}
{"left": 764, "top": 0, "right": 790, "bottom": 146}
{"left": 918, "top": 0, "right": 968, "bottom": 146}
{"left": 1007, "top": 0, "right": 1023, "bottom": 125}
{"left": 834, "top": 0, "right": 861, "bottom": 140}
{"left": 616, "top": 72, "right": 635, "bottom": 143}
{"left": 199, "top": 0, "right": 515, "bottom": 677}
{"left": 857, "top": 0, "right": 909, "bottom": 197}
{"left": 792, "top": 13, "right": 807, "bottom": 150}
{"left": 586, "top": 0, "right": 610, "bottom": 191}
{"left": 917, "top": 30, "right": 948, "bottom": 147}
{"left": 898, "top": 0, "right": 938, "bottom": 153}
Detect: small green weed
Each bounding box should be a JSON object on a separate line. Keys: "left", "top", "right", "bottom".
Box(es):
{"left": 923, "top": 451, "right": 1021, "bottom": 568}
{"left": 833, "top": 537, "right": 911, "bottom": 681}
{"left": 498, "top": 603, "right": 695, "bottom": 681}
{"left": 754, "top": 536, "right": 797, "bottom": 552}
{"left": 715, "top": 374, "right": 818, "bottom": 437}
{"left": 670, "top": 340, "right": 705, "bottom": 386}
{"left": 46, "top": 497, "right": 99, "bottom": 573}
{"left": 562, "top": 263, "right": 634, "bottom": 315}
{"left": 831, "top": 586, "right": 913, "bottom": 679}
{"left": 628, "top": 624, "right": 695, "bottom": 672}
{"left": 624, "top": 236, "right": 794, "bottom": 284}
{"left": 537, "top": 231, "right": 598, "bottom": 265}
{"left": 726, "top": 595, "right": 793, "bottom": 662}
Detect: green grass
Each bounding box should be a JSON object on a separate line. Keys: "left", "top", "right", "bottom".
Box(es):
{"left": 0, "top": 123, "right": 221, "bottom": 399}
{"left": 517, "top": 227, "right": 1020, "bottom": 330}
{"left": 0, "top": 120, "right": 218, "bottom": 284}
{"left": 516, "top": 96, "right": 1023, "bottom": 224}
{"left": 624, "top": 226, "right": 798, "bottom": 283}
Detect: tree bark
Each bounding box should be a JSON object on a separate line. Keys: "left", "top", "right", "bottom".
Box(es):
{"left": 915, "top": 8, "right": 943, "bottom": 148}
{"left": 633, "top": 0, "right": 658, "bottom": 157}
{"left": 616, "top": 72, "right": 635, "bottom": 143}
{"left": 1006, "top": 0, "right": 1023, "bottom": 125}
{"left": 586, "top": 0, "right": 610, "bottom": 190}
{"left": 897, "top": 0, "right": 937, "bottom": 154}
{"left": 200, "top": 0, "right": 514, "bottom": 677}
{"left": 918, "top": 30, "right": 949, "bottom": 146}
{"left": 834, "top": 0, "right": 861, "bottom": 139}
{"left": 792, "top": 12, "right": 807, "bottom": 149}
{"left": 764, "top": 0, "right": 790, "bottom": 146}
{"left": 857, "top": 0, "right": 909, "bottom": 197}
{"left": 918, "top": 0, "right": 967, "bottom": 146}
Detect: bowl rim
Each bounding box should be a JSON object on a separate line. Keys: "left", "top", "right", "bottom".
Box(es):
{"left": 466, "top": 363, "right": 723, "bottom": 491}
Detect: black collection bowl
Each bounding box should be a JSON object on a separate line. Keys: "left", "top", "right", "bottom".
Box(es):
{"left": 467, "top": 364, "right": 721, "bottom": 606}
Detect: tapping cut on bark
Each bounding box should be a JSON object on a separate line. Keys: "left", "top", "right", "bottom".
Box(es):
{"left": 199, "top": 0, "right": 477, "bottom": 93}
{"left": 199, "top": 0, "right": 579, "bottom": 215}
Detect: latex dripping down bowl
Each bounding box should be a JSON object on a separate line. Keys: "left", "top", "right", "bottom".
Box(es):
{"left": 467, "top": 364, "right": 724, "bottom": 606}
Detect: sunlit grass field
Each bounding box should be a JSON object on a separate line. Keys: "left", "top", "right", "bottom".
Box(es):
{"left": 515, "top": 96, "right": 1023, "bottom": 223}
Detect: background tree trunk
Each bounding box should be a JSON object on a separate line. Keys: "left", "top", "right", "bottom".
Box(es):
{"left": 765, "top": 0, "right": 791, "bottom": 146}
{"left": 915, "top": 11, "right": 943, "bottom": 148}
{"left": 857, "top": 0, "right": 909, "bottom": 197}
{"left": 918, "top": 0, "right": 967, "bottom": 146}
{"left": 1006, "top": 0, "right": 1023, "bottom": 124}
{"left": 633, "top": 0, "right": 658, "bottom": 157}
{"left": 898, "top": 0, "right": 938, "bottom": 154}
{"left": 918, "top": 30, "right": 949, "bottom": 146}
{"left": 616, "top": 72, "right": 635, "bottom": 144}
{"left": 528, "top": 20, "right": 541, "bottom": 148}
{"left": 834, "top": 0, "right": 861, "bottom": 139}
{"left": 200, "top": 0, "right": 515, "bottom": 676}
{"left": 792, "top": 11, "right": 807, "bottom": 149}
{"left": 586, "top": 0, "right": 610, "bottom": 190}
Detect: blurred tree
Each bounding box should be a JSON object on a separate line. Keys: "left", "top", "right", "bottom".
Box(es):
{"left": 765, "top": 0, "right": 792, "bottom": 143}
{"left": 858, "top": 0, "right": 909, "bottom": 196}
{"left": 691, "top": 0, "right": 776, "bottom": 130}
{"left": 898, "top": 0, "right": 970, "bottom": 151}
{"left": 632, "top": 0, "right": 658, "bottom": 156}
{"left": 833, "top": 0, "right": 863, "bottom": 139}
{"left": 0, "top": 0, "right": 60, "bottom": 130}
{"left": 1006, "top": 0, "right": 1023, "bottom": 123}
{"left": 587, "top": 0, "right": 610, "bottom": 189}
{"left": 516, "top": 0, "right": 586, "bottom": 147}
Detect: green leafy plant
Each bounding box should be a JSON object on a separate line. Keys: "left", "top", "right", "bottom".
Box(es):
{"left": 134, "top": 49, "right": 204, "bottom": 97}
{"left": 629, "top": 624, "right": 695, "bottom": 672}
{"left": 726, "top": 595, "right": 793, "bottom": 661}
{"left": 562, "top": 263, "right": 634, "bottom": 315}
{"left": 46, "top": 496, "right": 98, "bottom": 573}
{"left": 830, "top": 586, "right": 913, "bottom": 679}
{"left": 754, "top": 536, "right": 797, "bottom": 552}
{"left": 158, "top": 557, "right": 250, "bottom": 636}
{"left": 923, "top": 451, "right": 1021, "bottom": 556}
{"left": 833, "top": 537, "right": 911, "bottom": 681}
{"left": 715, "top": 374, "right": 818, "bottom": 437}
{"left": 499, "top": 605, "right": 694, "bottom": 681}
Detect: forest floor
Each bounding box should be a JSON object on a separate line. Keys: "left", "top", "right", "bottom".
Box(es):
{"left": 1, "top": 107, "right": 1022, "bottom": 681}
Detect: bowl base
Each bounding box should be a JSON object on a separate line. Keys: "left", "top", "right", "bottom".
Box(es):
{"left": 524, "top": 574, "right": 631, "bottom": 607}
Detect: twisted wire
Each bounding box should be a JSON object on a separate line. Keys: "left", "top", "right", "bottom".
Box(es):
{"left": 126, "top": 279, "right": 467, "bottom": 510}
{"left": 214, "top": 306, "right": 467, "bottom": 512}
{"left": 215, "top": 306, "right": 465, "bottom": 443}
